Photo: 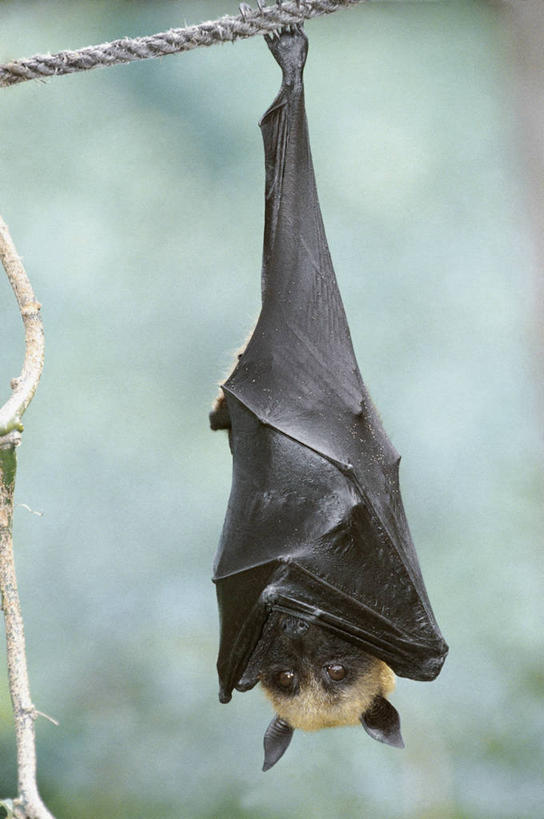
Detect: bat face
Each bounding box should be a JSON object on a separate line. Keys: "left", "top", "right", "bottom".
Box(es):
{"left": 259, "top": 615, "right": 395, "bottom": 731}
{"left": 253, "top": 614, "right": 404, "bottom": 770}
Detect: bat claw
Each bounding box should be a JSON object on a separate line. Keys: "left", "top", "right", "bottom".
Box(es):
{"left": 263, "top": 19, "right": 308, "bottom": 68}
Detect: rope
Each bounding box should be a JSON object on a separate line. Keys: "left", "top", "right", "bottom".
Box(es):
{"left": 0, "top": 0, "right": 365, "bottom": 89}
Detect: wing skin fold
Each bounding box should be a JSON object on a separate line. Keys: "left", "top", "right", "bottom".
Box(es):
{"left": 213, "top": 30, "right": 448, "bottom": 704}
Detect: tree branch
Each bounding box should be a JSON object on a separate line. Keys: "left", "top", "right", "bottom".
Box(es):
{"left": 0, "top": 216, "right": 52, "bottom": 819}
{"left": 0, "top": 219, "right": 44, "bottom": 436}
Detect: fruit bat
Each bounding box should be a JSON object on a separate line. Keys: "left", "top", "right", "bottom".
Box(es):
{"left": 210, "top": 25, "right": 448, "bottom": 771}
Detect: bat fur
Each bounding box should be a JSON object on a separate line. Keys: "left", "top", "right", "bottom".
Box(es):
{"left": 258, "top": 615, "right": 395, "bottom": 731}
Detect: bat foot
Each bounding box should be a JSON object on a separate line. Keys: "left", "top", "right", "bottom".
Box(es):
{"left": 264, "top": 24, "right": 308, "bottom": 80}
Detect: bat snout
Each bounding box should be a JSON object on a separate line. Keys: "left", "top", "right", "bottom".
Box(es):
{"left": 281, "top": 614, "right": 310, "bottom": 638}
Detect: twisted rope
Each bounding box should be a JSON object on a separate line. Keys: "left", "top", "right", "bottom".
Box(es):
{"left": 0, "top": 0, "right": 365, "bottom": 89}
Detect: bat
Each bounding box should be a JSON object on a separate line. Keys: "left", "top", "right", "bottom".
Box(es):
{"left": 210, "top": 25, "right": 448, "bottom": 771}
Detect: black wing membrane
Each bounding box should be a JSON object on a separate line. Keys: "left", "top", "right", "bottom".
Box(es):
{"left": 213, "top": 28, "right": 447, "bottom": 704}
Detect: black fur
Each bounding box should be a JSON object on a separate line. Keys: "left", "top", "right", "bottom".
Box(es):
{"left": 256, "top": 615, "right": 376, "bottom": 702}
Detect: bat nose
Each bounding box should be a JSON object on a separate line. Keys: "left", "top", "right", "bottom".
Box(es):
{"left": 281, "top": 615, "right": 309, "bottom": 638}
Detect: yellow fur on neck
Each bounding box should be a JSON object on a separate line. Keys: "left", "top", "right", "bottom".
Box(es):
{"left": 261, "top": 659, "right": 395, "bottom": 731}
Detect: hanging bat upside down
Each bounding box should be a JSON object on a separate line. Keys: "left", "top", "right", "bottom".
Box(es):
{"left": 210, "top": 25, "right": 448, "bottom": 771}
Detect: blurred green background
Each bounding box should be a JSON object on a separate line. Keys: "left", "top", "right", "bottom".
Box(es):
{"left": 0, "top": 1, "right": 542, "bottom": 817}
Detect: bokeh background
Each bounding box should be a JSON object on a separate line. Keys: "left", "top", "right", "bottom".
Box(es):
{"left": 0, "top": 1, "right": 542, "bottom": 817}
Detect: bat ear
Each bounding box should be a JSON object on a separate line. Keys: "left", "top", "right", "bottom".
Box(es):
{"left": 262, "top": 716, "right": 294, "bottom": 772}
{"left": 360, "top": 696, "right": 405, "bottom": 749}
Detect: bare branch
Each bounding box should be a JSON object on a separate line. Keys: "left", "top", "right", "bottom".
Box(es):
{"left": 0, "top": 217, "right": 53, "bottom": 819}
{"left": 0, "top": 216, "right": 44, "bottom": 436}
{"left": 34, "top": 712, "right": 59, "bottom": 728}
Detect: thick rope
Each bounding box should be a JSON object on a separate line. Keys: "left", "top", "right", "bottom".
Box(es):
{"left": 0, "top": 0, "right": 365, "bottom": 89}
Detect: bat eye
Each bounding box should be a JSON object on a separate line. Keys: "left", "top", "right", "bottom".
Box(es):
{"left": 326, "top": 664, "right": 346, "bottom": 681}
{"left": 278, "top": 670, "right": 296, "bottom": 689}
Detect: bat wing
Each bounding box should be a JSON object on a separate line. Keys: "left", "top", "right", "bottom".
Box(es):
{"left": 214, "top": 31, "right": 447, "bottom": 704}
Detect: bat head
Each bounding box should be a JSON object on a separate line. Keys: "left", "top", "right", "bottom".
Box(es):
{"left": 254, "top": 614, "right": 403, "bottom": 770}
